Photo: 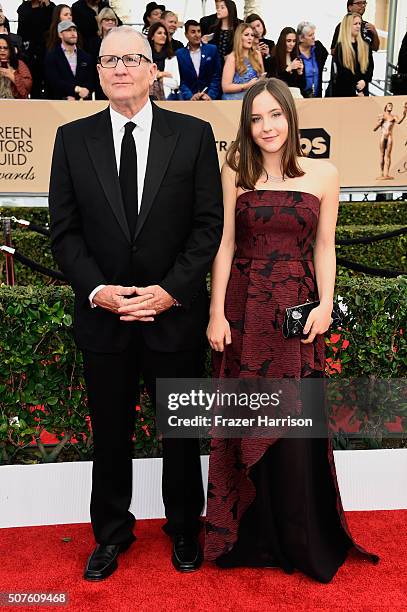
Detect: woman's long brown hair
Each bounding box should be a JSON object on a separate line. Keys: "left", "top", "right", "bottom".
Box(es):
{"left": 271, "top": 27, "right": 299, "bottom": 75}
{"left": 147, "top": 22, "right": 174, "bottom": 59}
{"left": 226, "top": 78, "right": 305, "bottom": 191}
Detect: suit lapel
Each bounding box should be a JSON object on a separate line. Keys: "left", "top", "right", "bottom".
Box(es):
{"left": 199, "top": 45, "right": 207, "bottom": 77}
{"left": 133, "top": 104, "right": 178, "bottom": 242}
{"left": 183, "top": 47, "right": 196, "bottom": 75}
{"left": 57, "top": 45, "right": 72, "bottom": 80}
{"left": 85, "top": 108, "right": 131, "bottom": 243}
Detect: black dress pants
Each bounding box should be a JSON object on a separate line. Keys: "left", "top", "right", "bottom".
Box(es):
{"left": 82, "top": 328, "right": 205, "bottom": 545}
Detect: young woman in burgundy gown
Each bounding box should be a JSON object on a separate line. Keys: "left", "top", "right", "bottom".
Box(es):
{"left": 205, "top": 78, "right": 379, "bottom": 583}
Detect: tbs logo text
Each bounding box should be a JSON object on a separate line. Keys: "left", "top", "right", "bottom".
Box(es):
{"left": 299, "top": 128, "right": 331, "bottom": 158}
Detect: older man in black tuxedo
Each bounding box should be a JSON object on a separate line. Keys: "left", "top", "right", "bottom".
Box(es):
{"left": 49, "top": 25, "right": 223, "bottom": 580}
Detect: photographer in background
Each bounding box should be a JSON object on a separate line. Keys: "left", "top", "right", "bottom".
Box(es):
{"left": 0, "top": 33, "right": 32, "bottom": 98}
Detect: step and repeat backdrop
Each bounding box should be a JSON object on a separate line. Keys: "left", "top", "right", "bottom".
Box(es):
{"left": 0, "top": 96, "right": 407, "bottom": 194}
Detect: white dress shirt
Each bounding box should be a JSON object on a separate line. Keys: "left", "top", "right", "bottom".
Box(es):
{"left": 188, "top": 43, "right": 202, "bottom": 77}
{"left": 89, "top": 99, "right": 153, "bottom": 307}
{"left": 61, "top": 43, "right": 77, "bottom": 76}
{"left": 109, "top": 99, "right": 153, "bottom": 209}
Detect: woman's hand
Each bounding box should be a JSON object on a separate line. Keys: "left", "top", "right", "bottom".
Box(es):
{"left": 290, "top": 58, "right": 302, "bottom": 72}
{"left": 0, "top": 66, "right": 15, "bottom": 82}
{"left": 207, "top": 314, "right": 232, "bottom": 352}
{"left": 244, "top": 77, "right": 258, "bottom": 90}
{"left": 301, "top": 303, "right": 333, "bottom": 344}
{"left": 356, "top": 79, "right": 366, "bottom": 91}
{"left": 258, "top": 42, "right": 269, "bottom": 56}
{"left": 158, "top": 70, "right": 173, "bottom": 79}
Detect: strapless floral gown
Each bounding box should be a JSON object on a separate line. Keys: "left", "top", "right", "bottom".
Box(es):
{"left": 205, "top": 190, "right": 379, "bottom": 583}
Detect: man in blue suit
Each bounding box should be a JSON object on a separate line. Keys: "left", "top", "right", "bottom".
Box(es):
{"left": 176, "top": 20, "right": 221, "bottom": 101}
{"left": 44, "top": 20, "right": 94, "bottom": 100}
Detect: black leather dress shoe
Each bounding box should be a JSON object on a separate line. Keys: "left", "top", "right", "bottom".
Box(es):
{"left": 84, "top": 536, "right": 135, "bottom": 581}
{"left": 172, "top": 534, "right": 203, "bottom": 572}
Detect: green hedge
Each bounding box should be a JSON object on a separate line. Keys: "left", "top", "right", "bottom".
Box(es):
{"left": 329, "top": 277, "right": 407, "bottom": 450}
{"left": 0, "top": 231, "right": 61, "bottom": 287}
{"left": 0, "top": 286, "right": 159, "bottom": 464}
{"left": 1, "top": 279, "right": 406, "bottom": 464}
{"left": 2, "top": 200, "right": 406, "bottom": 230}
{"left": 2, "top": 224, "right": 405, "bottom": 286}
{"left": 336, "top": 224, "right": 407, "bottom": 278}
{"left": 338, "top": 201, "right": 407, "bottom": 226}
{"left": 0, "top": 207, "right": 50, "bottom": 226}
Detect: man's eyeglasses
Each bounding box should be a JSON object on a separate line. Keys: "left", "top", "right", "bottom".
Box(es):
{"left": 352, "top": 1, "right": 367, "bottom": 5}
{"left": 98, "top": 53, "right": 152, "bottom": 68}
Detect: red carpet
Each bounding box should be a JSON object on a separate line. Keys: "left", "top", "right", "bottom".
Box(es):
{"left": 0, "top": 512, "right": 406, "bottom": 612}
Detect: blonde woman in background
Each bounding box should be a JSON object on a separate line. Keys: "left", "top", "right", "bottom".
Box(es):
{"left": 89, "top": 7, "right": 118, "bottom": 99}
{"left": 332, "top": 12, "right": 373, "bottom": 97}
{"left": 88, "top": 6, "right": 118, "bottom": 63}
{"left": 221, "top": 23, "right": 263, "bottom": 100}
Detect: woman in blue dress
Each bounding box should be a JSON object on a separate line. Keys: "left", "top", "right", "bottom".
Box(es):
{"left": 222, "top": 23, "right": 264, "bottom": 100}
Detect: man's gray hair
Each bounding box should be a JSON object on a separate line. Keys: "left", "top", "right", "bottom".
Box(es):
{"left": 296, "top": 21, "right": 316, "bottom": 38}
{"left": 100, "top": 25, "right": 153, "bottom": 62}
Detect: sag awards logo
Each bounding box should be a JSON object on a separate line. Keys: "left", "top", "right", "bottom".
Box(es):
{"left": 0, "top": 125, "right": 35, "bottom": 182}
{"left": 299, "top": 128, "right": 331, "bottom": 158}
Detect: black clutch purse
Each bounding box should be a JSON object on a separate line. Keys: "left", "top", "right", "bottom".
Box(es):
{"left": 282, "top": 300, "right": 343, "bottom": 339}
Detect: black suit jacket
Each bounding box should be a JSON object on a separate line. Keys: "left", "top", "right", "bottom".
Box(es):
{"left": 397, "top": 32, "right": 407, "bottom": 74}
{"left": 49, "top": 104, "right": 223, "bottom": 353}
{"left": 332, "top": 42, "right": 374, "bottom": 97}
{"left": 200, "top": 13, "right": 217, "bottom": 36}
{"left": 44, "top": 45, "right": 94, "bottom": 99}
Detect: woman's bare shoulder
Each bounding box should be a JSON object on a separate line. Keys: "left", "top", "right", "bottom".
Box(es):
{"left": 221, "top": 162, "right": 238, "bottom": 190}
{"left": 221, "top": 161, "right": 235, "bottom": 177}
{"left": 224, "top": 51, "right": 235, "bottom": 62}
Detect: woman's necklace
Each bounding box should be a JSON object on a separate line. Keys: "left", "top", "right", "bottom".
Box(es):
{"left": 263, "top": 169, "right": 286, "bottom": 183}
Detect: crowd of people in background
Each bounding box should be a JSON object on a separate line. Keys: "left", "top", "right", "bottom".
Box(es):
{"left": 0, "top": 0, "right": 406, "bottom": 100}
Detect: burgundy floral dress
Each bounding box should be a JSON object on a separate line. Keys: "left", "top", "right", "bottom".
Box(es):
{"left": 205, "top": 190, "right": 379, "bottom": 582}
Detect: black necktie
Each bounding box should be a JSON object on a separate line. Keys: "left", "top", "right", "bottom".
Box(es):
{"left": 119, "top": 121, "right": 138, "bottom": 237}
